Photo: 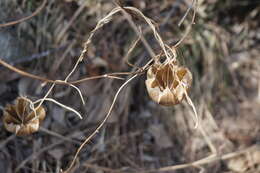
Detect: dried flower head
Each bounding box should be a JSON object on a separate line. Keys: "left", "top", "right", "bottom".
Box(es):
{"left": 145, "top": 61, "right": 192, "bottom": 106}
{"left": 3, "top": 97, "right": 46, "bottom": 136}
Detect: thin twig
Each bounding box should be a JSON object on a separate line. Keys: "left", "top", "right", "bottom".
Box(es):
{"left": 70, "top": 74, "right": 125, "bottom": 84}
{"left": 35, "top": 98, "right": 82, "bottom": 119}
{"left": 123, "top": 30, "right": 142, "bottom": 69}
{"left": 65, "top": 7, "right": 122, "bottom": 81}
{"left": 0, "top": 59, "right": 56, "bottom": 84}
{"left": 0, "top": 58, "right": 124, "bottom": 84}
{"left": 0, "top": 0, "right": 47, "bottom": 28}
{"left": 184, "top": 90, "right": 199, "bottom": 129}
{"left": 178, "top": 0, "right": 194, "bottom": 26}
{"left": 121, "top": 8, "right": 156, "bottom": 59}
{"left": 34, "top": 83, "right": 56, "bottom": 110}
{"left": 123, "top": 7, "right": 176, "bottom": 62}
{"left": 68, "top": 83, "right": 86, "bottom": 105}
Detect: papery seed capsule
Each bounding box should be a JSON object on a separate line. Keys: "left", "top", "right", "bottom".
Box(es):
{"left": 145, "top": 63, "right": 192, "bottom": 106}
{"left": 3, "top": 97, "right": 46, "bottom": 136}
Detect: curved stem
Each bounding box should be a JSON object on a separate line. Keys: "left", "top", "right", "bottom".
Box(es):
{"left": 0, "top": 0, "right": 47, "bottom": 28}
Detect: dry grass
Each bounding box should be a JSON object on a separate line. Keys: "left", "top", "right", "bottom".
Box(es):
{"left": 0, "top": 0, "right": 260, "bottom": 173}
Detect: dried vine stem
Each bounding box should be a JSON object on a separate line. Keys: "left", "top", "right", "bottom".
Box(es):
{"left": 34, "top": 98, "right": 82, "bottom": 119}
{"left": 63, "top": 5, "right": 158, "bottom": 172}
{"left": 64, "top": 3, "right": 202, "bottom": 171}
{"left": 64, "top": 7, "right": 122, "bottom": 82}
{"left": 122, "top": 6, "right": 173, "bottom": 62}
{"left": 0, "top": 0, "right": 47, "bottom": 28}
{"left": 178, "top": 0, "right": 195, "bottom": 26}
{"left": 123, "top": 29, "right": 142, "bottom": 69}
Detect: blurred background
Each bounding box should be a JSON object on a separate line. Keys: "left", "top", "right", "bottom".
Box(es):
{"left": 0, "top": 0, "right": 259, "bottom": 172}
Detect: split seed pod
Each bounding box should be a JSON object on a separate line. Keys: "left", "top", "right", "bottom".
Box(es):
{"left": 145, "top": 62, "right": 192, "bottom": 106}
{"left": 3, "top": 97, "right": 46, "bottom": 136}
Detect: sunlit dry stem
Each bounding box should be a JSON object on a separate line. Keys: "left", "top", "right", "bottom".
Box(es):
{"left": 126, "top": 7, "right": 177, "bottom": 63}
{"left": 34, "top": 83, "right": 56, "bottom": 110}
{"left": 35, "top": 98, "right": 82, "bottom": 119}
{"left": 184, "top": 90, "right": 199, "bottom": 129}
{"left": 121, "top": 8, "right": 156, "bottom": 60}
{"left": 65, "top": 7, "right": 122, "bottom": 82}
{"left": 70, "top": 74, "right": 125, "bottom": 84}
{"left": 68, "top": 83, "right": 85, "bottom": 105}
{"left": 178, "top": 0, "right": 195, "bottom": 27}
{"left": 64, "top": 57, "right": 82, "bottom": 82}
{"left": 123, "top": 30, "right": 142, "bottom": 69}
{"left": 52, "top": 80, "right": 86, "bottom": 105}
{"left": 32, "top": 81, "right": 84, "bottom": 120}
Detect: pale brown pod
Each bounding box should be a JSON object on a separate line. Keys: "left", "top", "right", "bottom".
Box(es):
{"left": 3, "top": 97, "right": 46, "bottom": 136}
{"left": 145, "top": 63, "right": 192, "bottom": 106}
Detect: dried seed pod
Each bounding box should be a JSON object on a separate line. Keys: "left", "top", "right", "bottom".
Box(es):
{"left": 3, "top": 97, "right": 46, "bottom": 136}
{"left": 145, "top": 63, "right": 192, "bottom": 106}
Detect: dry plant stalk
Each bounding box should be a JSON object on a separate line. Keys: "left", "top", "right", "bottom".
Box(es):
{"left": 3, "top": 97, "right": 46, "bottom": 136}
